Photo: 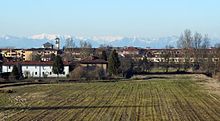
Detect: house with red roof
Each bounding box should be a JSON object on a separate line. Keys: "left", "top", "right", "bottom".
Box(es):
{"left": 79, "top": 56, "right": 108, "bottom": 73}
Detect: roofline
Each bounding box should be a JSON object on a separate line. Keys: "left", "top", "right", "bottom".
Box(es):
{"left": 79, "top": 61, "right": 108, "bottom": 64}
{"left": 2, "top": 61, "right": 72, "bottom": 66}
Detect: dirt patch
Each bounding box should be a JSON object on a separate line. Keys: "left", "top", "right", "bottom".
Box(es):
{"left": 11, "top": 92, "right": 48, "bottom": 105}
{"left": 133, "top": 74, "right": 220, "bottom": 96}
{"left": 0, "top": 113, "right": 6, "bottom": 120}
{"left": 0, "top": 113, "right": 3, "bottom": 117}
{"left": 26, "top": 92, "right": 47, "bottom": 101}
{"left": 196, "top": 74, "right": 220, "bottom": 96}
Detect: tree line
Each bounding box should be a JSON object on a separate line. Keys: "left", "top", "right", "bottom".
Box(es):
{"left": 108, "top": 29, "right": 220, "bottom": 78}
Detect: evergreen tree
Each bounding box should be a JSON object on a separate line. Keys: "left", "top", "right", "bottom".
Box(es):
{"left": 50, "top": 53, "right": 56, "bottom": 61}
{"left": 0, "top": 51, "right": 3, "bottom": 61}
{"left": 0, "top": 51, "right": 3, "bottom": 73}
{"left": 52, "top": 55, "right": 64, "bottom": 77}
{"left": 108, "top": 50, "right": 120, "bottom": 76}
{"left": 11, "top": 65, "right": 20, "bottom": 80}
{"left": 100, "top": 50, "right": 107, "bottom": 61}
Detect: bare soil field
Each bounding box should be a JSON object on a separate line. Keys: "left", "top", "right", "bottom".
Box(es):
{"left": 195, "top": 74, "right": 220, "bottom": 96}
{"left": 0, "top": 75, "right": 220, "bottom": 121}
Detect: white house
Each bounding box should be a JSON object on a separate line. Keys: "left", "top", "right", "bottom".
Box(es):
{"left": 2, "top": 61, "right": 71, "bottom": 78}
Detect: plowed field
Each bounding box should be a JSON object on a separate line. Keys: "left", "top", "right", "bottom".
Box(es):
{"left": 0, "top": 75, "right": 220, "bottom": 121}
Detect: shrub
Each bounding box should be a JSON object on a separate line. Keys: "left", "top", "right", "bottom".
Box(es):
{"left": 0, "top": 89, "right": 15, "bottom": 93}
{"left": 123, "top": 69, "right": 134, "bottom": 79}
{"left": 70, "top": 66, "right": 106, "bottom": 80}
{"left": 92, "top": 67, "right": 106, "bottom": 80}
{"left": 0, "top": 72, "right": 10, "bottom": 80}
{"left": 119, "top": 58, "right": 134, "bottom": 78}
{"left": 0, "top": 78, "right": 5, "bottom": 83}
{"left": 70, "top": 66, "right": 86, "bottom": 80}
{"left": 66, "top": 74, "right": 70, "bottom": 78}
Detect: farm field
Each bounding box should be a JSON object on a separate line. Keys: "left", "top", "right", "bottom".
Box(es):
{"left": 0, "top": 75, "right": 220, "bottom": 121}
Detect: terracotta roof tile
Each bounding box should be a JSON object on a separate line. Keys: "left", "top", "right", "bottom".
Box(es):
{"left": 80, "top": 56, "right": 108, "bottom": 64}
{"left": 3, "top": 61, "right": 72, "bottom": 66}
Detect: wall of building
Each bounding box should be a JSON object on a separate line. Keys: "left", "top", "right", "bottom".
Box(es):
{"left": 24, "top": 51, "right": 33, "bottom": 61}
{"left": 1, "top": 49, "right": 25, "bottom": 60}
{"left": 80, "top": 63, "right": 108, "bottom": 73}
{"left": 2, "top": 65, "right": 69, "bottom": 78}
{"left": 2, "top": 65, "right": 13, "bottom": 73}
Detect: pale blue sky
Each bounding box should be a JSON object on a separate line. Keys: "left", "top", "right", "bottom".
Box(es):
{"left": 0, "top": 0, "right": 220, "bottom": 38}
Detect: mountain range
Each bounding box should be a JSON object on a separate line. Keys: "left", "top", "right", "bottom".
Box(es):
{"left": 0, "top": 34, "right": 219, "bottom": 49}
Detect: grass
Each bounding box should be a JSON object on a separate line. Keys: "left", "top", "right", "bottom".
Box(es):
{"left": 0, "top": 75, "right": 220, "bottom": 121}
{"left": 150, "top": 67, "right": 179, "bottom": 73}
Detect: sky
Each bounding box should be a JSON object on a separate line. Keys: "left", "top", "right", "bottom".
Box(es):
{"left": 0, "top": 0, "right": 220, "bottom": 38}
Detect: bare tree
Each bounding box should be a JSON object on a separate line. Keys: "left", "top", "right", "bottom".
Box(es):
{"left": 177, "top": 30, "right": 193, "bottom": 71}
{"left": 161, "top": 45, "right": 174, "bottom": 73}
{"left": 192, "top": 32, "right": 203, "bottom": 71}
{"left": 177, "top": 29, "right": 193, "bottom": 49}
{"left": 65, "top": 37, "right": 76, "bottom": 48}
{"left": 80, "top": 41, "right": 92, "bottom": 48}
{"left": 201, "top": 35, "right": 210, "bottom": 49}
{"left": 79, "top": 41, "right": 93, "bottom": 58}
{"left": 177, "top": 30, "right": 211, "bottom": 72}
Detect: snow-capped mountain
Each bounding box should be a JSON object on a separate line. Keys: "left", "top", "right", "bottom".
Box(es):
{"left": 0, "top": 34, "right": 219, "bottom": 49}
{"left": 109, "top": 37, "right": 151, "bottom": 48}
{"left": 30, "top": 33, "right": 59, "bottom": 40}
{"left": 147, "top": 36, "right": 179, "bottom": 48}
{"left": 0, "top": 35, "right": 19, "bottom": 40}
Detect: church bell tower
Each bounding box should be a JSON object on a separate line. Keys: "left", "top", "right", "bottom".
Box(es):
{"left": 55, "top": 37, "right": 60, "bottom": 50}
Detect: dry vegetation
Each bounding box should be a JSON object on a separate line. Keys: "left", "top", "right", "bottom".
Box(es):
{"left": 196, "top": 74, "right": 220, "bottom": 96}
{"left": 0, "top": 75, "right": 220, "bottom": 121}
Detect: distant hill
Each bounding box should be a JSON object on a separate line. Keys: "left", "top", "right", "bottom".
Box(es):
{"left": 0, "top": 34, "right": 219, "bottom": 49}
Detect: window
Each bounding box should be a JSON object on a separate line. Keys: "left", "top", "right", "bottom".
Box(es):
{"left": 35, "top": 66, "right": 37, "bottom": 69}
{"left": 26, "top": 66, "right": 28, "bottom": 69}
{"left": 35, "top": 72, "right": 37, "bottom": 75}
